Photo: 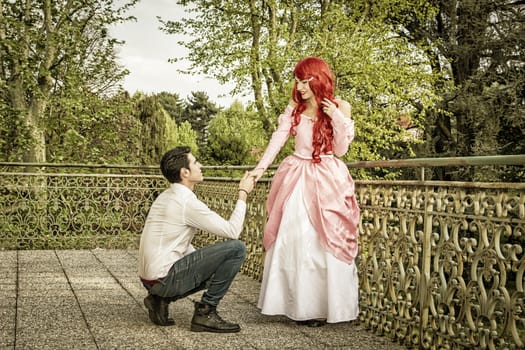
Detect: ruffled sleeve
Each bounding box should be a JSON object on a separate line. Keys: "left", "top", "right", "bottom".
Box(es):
{"left": 255, "top": 105, "right": 294, "bottom": 171}
{"left": 330, "top": 108, "right": 354, "bottom": 157}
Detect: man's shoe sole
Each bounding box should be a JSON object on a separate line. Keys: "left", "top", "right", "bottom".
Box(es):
{"left": 190, "top": 323, "right": 240, "bottom": 333}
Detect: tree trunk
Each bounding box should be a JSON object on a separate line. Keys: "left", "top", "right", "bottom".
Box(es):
{"left": 448, "top": 0, "right": 490, "bottom": 157}
{"left": 249, "top": 0, "right": 269, "bottom": 130}
{"left": 24, "top": 101, "right": 47, "bottom": 163}
{"left": 7, "top": 81, "right": 46, "bottom": 163}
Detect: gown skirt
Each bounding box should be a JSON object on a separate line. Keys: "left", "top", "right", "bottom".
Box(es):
{"left": 257, "top": 176, "right": 359, "bottom": 323}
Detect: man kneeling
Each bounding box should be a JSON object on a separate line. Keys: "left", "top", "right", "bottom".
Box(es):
{"left": 138, "top": 146, "right": 255, "bottom": 333}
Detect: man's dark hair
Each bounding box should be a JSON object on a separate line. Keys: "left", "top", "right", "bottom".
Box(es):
{"left": 160, "top": 146, "right": 191, "bottom": 183}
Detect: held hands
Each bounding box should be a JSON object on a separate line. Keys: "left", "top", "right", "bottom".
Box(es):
{"left": 238, "top": 171, "right": 256, "bottom": 195}
{"left": 249, "top": 168, "right": 265, "bottom": 182}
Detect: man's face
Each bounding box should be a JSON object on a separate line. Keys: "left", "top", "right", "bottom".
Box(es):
{"left": 186, "top": 153, "right": 203, "bottom": 183}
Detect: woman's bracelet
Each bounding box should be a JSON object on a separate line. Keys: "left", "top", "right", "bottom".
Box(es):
{"left": 239, "top": 189, "right": 249, "bottom": 195}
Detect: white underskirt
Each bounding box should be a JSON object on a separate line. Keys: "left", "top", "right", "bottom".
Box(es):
{"left": 257, "top": 177, "right": 359, "bottom": 323}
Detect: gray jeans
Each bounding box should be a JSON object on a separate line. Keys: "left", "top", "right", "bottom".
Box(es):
{"left": 144, "top": 240, "right": 246, "bottom": 307}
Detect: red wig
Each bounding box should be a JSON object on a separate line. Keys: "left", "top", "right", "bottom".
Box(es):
{"left": 291, "top": 57, "right": 338, "bottom": 163}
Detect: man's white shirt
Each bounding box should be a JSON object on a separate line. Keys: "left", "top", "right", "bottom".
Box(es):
{"left": 138, "top": 183, "right": 247, "bottom": 280}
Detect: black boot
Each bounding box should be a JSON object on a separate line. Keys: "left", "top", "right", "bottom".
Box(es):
{"left": 144, "top": 294, "right": 175, "bottom": 326}
{"left": 296, "top": 319, "right": 327, "bottom": 327}
{"left": 190, "top": 301, "right": 240, "bottom": 333}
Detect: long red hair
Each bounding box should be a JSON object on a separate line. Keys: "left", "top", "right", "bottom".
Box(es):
{"left": 291, "top": 57, "right": 338, "bottom": 163}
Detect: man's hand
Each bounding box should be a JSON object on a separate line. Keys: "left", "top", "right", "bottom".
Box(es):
{"left": 238, "top": 171, "right": 255, "bottom": 201}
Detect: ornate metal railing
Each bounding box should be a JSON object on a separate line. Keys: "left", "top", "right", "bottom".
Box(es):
{"left": 1, "top": 156, "right": 524, "bottom": 350}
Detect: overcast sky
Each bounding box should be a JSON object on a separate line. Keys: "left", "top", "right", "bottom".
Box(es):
{"left": 110, "top": 0, "right": 242, "bottom": 107}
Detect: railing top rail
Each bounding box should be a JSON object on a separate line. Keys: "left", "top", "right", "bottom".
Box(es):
{"left": 345, "top": 154, "right": 525, "bottom": 168}
{"left": 0, "top": 162, "right": 159, "bottom": 170}
{"left": 0, "top": 172, "right": 164, "bottom": 179}
{"left": 1, "top": 154, "right": 524, "bottom": 170}
{"left": 358, "top": 179, "right": 525, "bottom": 189}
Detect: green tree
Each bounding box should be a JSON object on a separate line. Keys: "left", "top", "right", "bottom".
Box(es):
{"left": 182, "top": 91, "right": 220, "bottom": 150}
{"left": 156, "top": 91, "right": 185, "bottom": 124}
{"left": 134, "top": 94, "right": 198, "bottom": 165}
{"left": 46, "top": 91, "right": 142, "bottom": 164}
{"left": 0, "top": 0, "right": 138, "bottom": 162}
{"left": 176, "top": 121, "right": 199, "bottom": 154}
{"left": 387, "top": 0, "right": 525, "bottom": 180}
{"left": 206, "top": 101, "right": 268, "bottom": 165}
{"left": 161, "top": 0, "right": 440, "bottom": 168}
{"left": 317, "top": 4, "right": 438, "bottom": 164}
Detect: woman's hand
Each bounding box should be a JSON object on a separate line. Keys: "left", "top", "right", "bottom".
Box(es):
{"left": 322, "top": 98, "right": 352, "bottom": 118}
{"left": 321, "top": 98, "right": 337, "bottom": 117}
{"left": 250, "top": 168, "right": 265, "bottom": 182}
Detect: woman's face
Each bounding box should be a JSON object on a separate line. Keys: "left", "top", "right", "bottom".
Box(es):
{"left": 295, "top": 77, "right": 314, "bottom": 101}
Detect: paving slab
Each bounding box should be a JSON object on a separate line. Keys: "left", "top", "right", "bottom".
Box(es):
{"left": 0, "top": 249, "right": 409, "bottom": 350}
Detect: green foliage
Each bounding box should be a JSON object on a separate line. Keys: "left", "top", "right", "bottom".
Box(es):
{"left": 46, "top": 90, "right": 142, "bottom": 164}
{"left": 0, "top": 105, "right": 32, "bottom": 161}
{"left": 133, "top": 94, "right": 198, "bottom": 165}
{"left": 390, "top": 0, "right": 525, "bottom": 181}
{"left": 0, "top": 0, "right": 139, "bottom": 162}
{"left": 182, "top": 91, "right": 220, "bottom": 149}
{"left": 176, "top": 121, "right": 199, "bottom": 155}
{"left": 156, "top": 91, "right": 185, "bottom": 123}
{"left": 323, "top": 14, "right": 438, "bottom": 163}
{"left": 205, "top": 102, "right": 267, "bottom": 165}
{"left": 1, "top": 0, "right": 520, "bottom": 185}
{"left": 164, "top": 0, "right": 524, "bottom": 182}
{"left": 162, "top": 0, "right": 441, "bottom": 176}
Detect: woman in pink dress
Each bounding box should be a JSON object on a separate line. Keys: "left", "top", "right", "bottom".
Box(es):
{"left": 250, "top": 57, "right": 360, "bottom": 327}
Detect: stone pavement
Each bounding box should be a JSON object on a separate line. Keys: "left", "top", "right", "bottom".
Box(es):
{"left": 0, "top": 249, "right": 408, "bottom": 350}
